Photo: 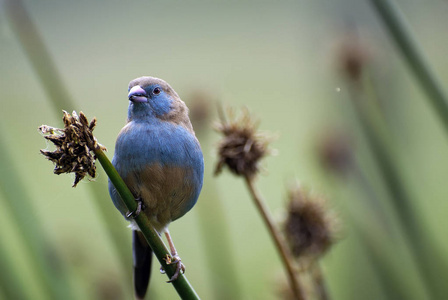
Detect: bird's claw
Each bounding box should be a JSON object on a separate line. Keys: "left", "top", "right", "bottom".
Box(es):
{"left": 126, "top": 197, "right": 144, "bottom": 219}
{"left": 162, "top": 254, "right": 185, "bottom": 282}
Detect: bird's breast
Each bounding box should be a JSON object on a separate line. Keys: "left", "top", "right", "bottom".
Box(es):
{"left": 114, "top": 121, "right": 202, "bottom": 174}
{"left": 110, "top": 120, "right": 204, "bottom": 230}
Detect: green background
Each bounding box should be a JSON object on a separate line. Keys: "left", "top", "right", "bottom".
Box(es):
{"left": 1, "top": 1, "right": 448, "bottom": 299}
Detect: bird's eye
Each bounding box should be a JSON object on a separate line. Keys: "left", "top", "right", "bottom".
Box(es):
{"left": 153, "top": 87, "right": 161, "bottom": 95}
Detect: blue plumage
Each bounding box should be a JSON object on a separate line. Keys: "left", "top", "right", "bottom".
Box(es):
{"left": 108, "top": 76, "right": 204, "bottom": 299}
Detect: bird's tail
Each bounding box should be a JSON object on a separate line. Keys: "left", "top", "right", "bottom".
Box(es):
{"left": 133, "top": 230, "right": 153, "bottom": 300}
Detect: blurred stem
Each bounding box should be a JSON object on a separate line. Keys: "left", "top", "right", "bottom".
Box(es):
{"left": 350, "top": 163, "right": 391, "bottom": 229}
{"left": 4, "top": 0, "right": 74, "bottom": 114}
{"left": 4, "top": 0, "right": 132, "bottom": 287}
{"left": 324, "top": 174, "right": 420, "bottom": 299}
{"left": 358, "top": 236, "right": 420, "bottom": 300}
{"left": 196, "top": 127, "right": 242, "bottom": 300}
{"left": 349, "top": 209, "right": 419, "bottom": 300}
{"left": 347, "top": 79, "right": 445, "bottom": 298}
{"left": 0, "top": 133, "right": 70, "bottom": 300}
{"left": 195, "top": 108, "right": 243, "bottom": 299}
{"left": 311, "top": 264, "right": 329, "bottom": 300}
{"left": 0, "top": 240, "right": 29, "bottom": 300}
{"left": 196, "top": 178, "right": 243, "bottom": 299}
{"left": 94, "top": 147, "right": 200, "bottom": 300}
{"left": 368, "top": 0, "right": 448, "bottom": 134}
{"left": 244, "top": 176, "right": 306, "bottom": 300}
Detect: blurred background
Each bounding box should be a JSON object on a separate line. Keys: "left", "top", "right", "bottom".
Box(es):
{"left": 1, "top": 0, "right": 448, "bottom": 299}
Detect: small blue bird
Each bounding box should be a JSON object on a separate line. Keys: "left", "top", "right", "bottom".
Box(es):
{"left": 108, "top": 76, "right": 204, "bottom": 299}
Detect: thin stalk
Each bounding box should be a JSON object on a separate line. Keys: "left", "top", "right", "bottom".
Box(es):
{"left": 195, "top": 131, "right": 242, "bottom": 300}
{"left": 244, "top": 176, "right": 305, "bottom": 300}
{"left": 3, "top": 0, "right": 131, "bottom": 284}
{"left": 347, "top": 82, "right": 444, "bottom": 298}
{"left": 0, "top": 240, "right": 29, "bottom": 300}
{"left": 368, "top": 0, "right": 448, "bottom": 134}
{"left": 327, "top": 173, "right": 421, "bottom": 300}
{"left": 196, "top": 180, "right": 243, "bottom": 300}
{"left": 0, "top": 133, "right": 68, "bottom": 300}
{"left": 311, "top": 264, "right": 330, "bottom": 300}
{"left": 3, "top": 0, "right": 74, "bottom": 115}
{"left": 94, "top": 148, "right": 200, "bottom": 300}
{"left": 350, "top": 211, "right": 419, "bottom": 300}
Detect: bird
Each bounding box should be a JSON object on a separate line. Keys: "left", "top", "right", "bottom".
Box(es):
{"left": 108, "top": 76, "right": 204, "bottom": 299}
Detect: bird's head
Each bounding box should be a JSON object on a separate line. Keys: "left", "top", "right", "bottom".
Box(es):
{"left": 127, "top": 76, "right": 193, "bottom": 130}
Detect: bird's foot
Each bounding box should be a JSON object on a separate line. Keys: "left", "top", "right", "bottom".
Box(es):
{"left": 162, "top": 254, "right": 185, "bottom": 282}
{"left": 126, "top": 197, "right": 144, "bottom": 219}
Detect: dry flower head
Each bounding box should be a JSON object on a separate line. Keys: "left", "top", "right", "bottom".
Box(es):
{"left": 317, "top": 130, "right": 353, "bottom": 175}
{"left": 39, "top": 111, "right": 106, "bottom": 187}
{"left": 284, "top": 185, "right": 337, "bottom": 260}
{"left": 214, "top": 107, "right": 271, "bottom": 178}
{"left": 338, "top": 32, "right": 370, "bottom": 83}
{"left": 188, "top": 89, "right": 213, "bottom": 134}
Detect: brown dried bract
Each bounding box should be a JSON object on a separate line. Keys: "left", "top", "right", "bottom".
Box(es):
{"left": 39, "top": 111, "right": 106, "bottom": 187}
{"left": 188, "top": 89, "right": 213, "bottom": 134}
{"left": 214, "top": 107, "right": 271, "bottom": 178}
{"left": 337, "top": 32, "right": 370, "bottom": 83}
{"left": 316, "top": 130, "right": 353, "bottom": 175}
{"left": 284, "top": 185, "right": 337, "bottom": 260}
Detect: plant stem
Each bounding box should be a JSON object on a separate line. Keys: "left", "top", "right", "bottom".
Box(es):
{"left": 94, "top": 148, "right": 200, "bottom": 300}
{"left": 368, "top": 0, "right": 448, "bottom": 134}
{"left": 0, "top": 133, "right": 68, "bottom": 300}
{"left": 244, "top": 176, "right": 305, "bottom": 300}
{"left": 311, "top": 264, "right": 330, "bottom": 300}
{"left": 0, "top": 235, "right": 30, "bottom": 300}
{"left": 348, "top": 205, "right": 419, "bottom": 300}
{"left": 4, "top": 0, "right": 132, "bottom": 286}
{"left": 196, "top": 180, "right": 243, "bottom": 300}
{"left": 347, "top": 82, "right": 442, "bottom": 298}
{"left": 197, "top": 131, "right": 242, "bottom": 300}
{"left": 4, "top": 0, "right": 75, "bottom": 115}
{"left": 326, "top": 172, "right": 420, "bottom": 300}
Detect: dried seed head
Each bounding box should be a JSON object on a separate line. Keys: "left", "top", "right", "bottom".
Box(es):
{"left": 284, "top": 184, "right": 338, "bottom": 260}
{"left": 39, "top": 111, "right": 106, "bottom": 187}
{"left": 187, "top": 89, "right": 213, "bottom": 134}
{"left": 316, "top": 130, "right": 353, "bottom": 175}
{"left": 337, "top": 32, "right": 370, "bottom": 83}
{"left": 214, "top": 107, "right": 271, "bottom": 178}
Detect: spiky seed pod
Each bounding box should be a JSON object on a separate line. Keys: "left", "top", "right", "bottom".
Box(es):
{"left": 39, "top": 111, "right": 106, "bottom": 187}
{"left": 214, "top": 107, "right": 271, "bottom": 178}
{"left": 187, "top": 90, "right": 212, "bottom": 134}
{"left": 316, "top": 130, "right": 353, "bottom": 175}
{"left": 284, "top": 185, "right": 337, "bottom": 260}
{"left": 338, "top": 32, "right": 370, "bottom": 83}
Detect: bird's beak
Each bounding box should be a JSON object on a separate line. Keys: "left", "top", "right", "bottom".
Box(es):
{"left": 128, "top": 85, "right": 148, "bottom": 102}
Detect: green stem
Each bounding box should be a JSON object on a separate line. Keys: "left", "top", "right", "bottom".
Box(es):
{"left": 196, "top": 135, "right": 242, "bottom": 300}
{"left": 0, "top": 133, "right": 68, "bottom": 300}
{"left": 349, "top": 210, "right": 418, "bottom": 300}
{"left": 244, "top": 176, "right": 306, "bottom": 300}
{"left": 0, "top": 240, "right": 29, "bottom": 300}
{"left": 368, "top": 0, "right": 448, "bottom": 134}
{"left": 94, "top": 148, "right": 200, "bottom": 300}
{"left": 347, "top": 83, "right": 444, "bottom": 298}
{"left": 311, "top": 264, "right": 330, "bottom": 300}
{"left": 196, "top": 180, "right": 243, "bottom": 300}
{"left": 325, "top": 173, "right": 418, "bottom": 299}
{"left": 4, "top": 0, "right": 75, "bottom": 115}
{"left": 4, "top": 0, "right": 132, "bottom": 286}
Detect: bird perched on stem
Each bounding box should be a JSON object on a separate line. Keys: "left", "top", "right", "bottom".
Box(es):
{"left": 108, "top": 76, "right": 204, "bottom": 300}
